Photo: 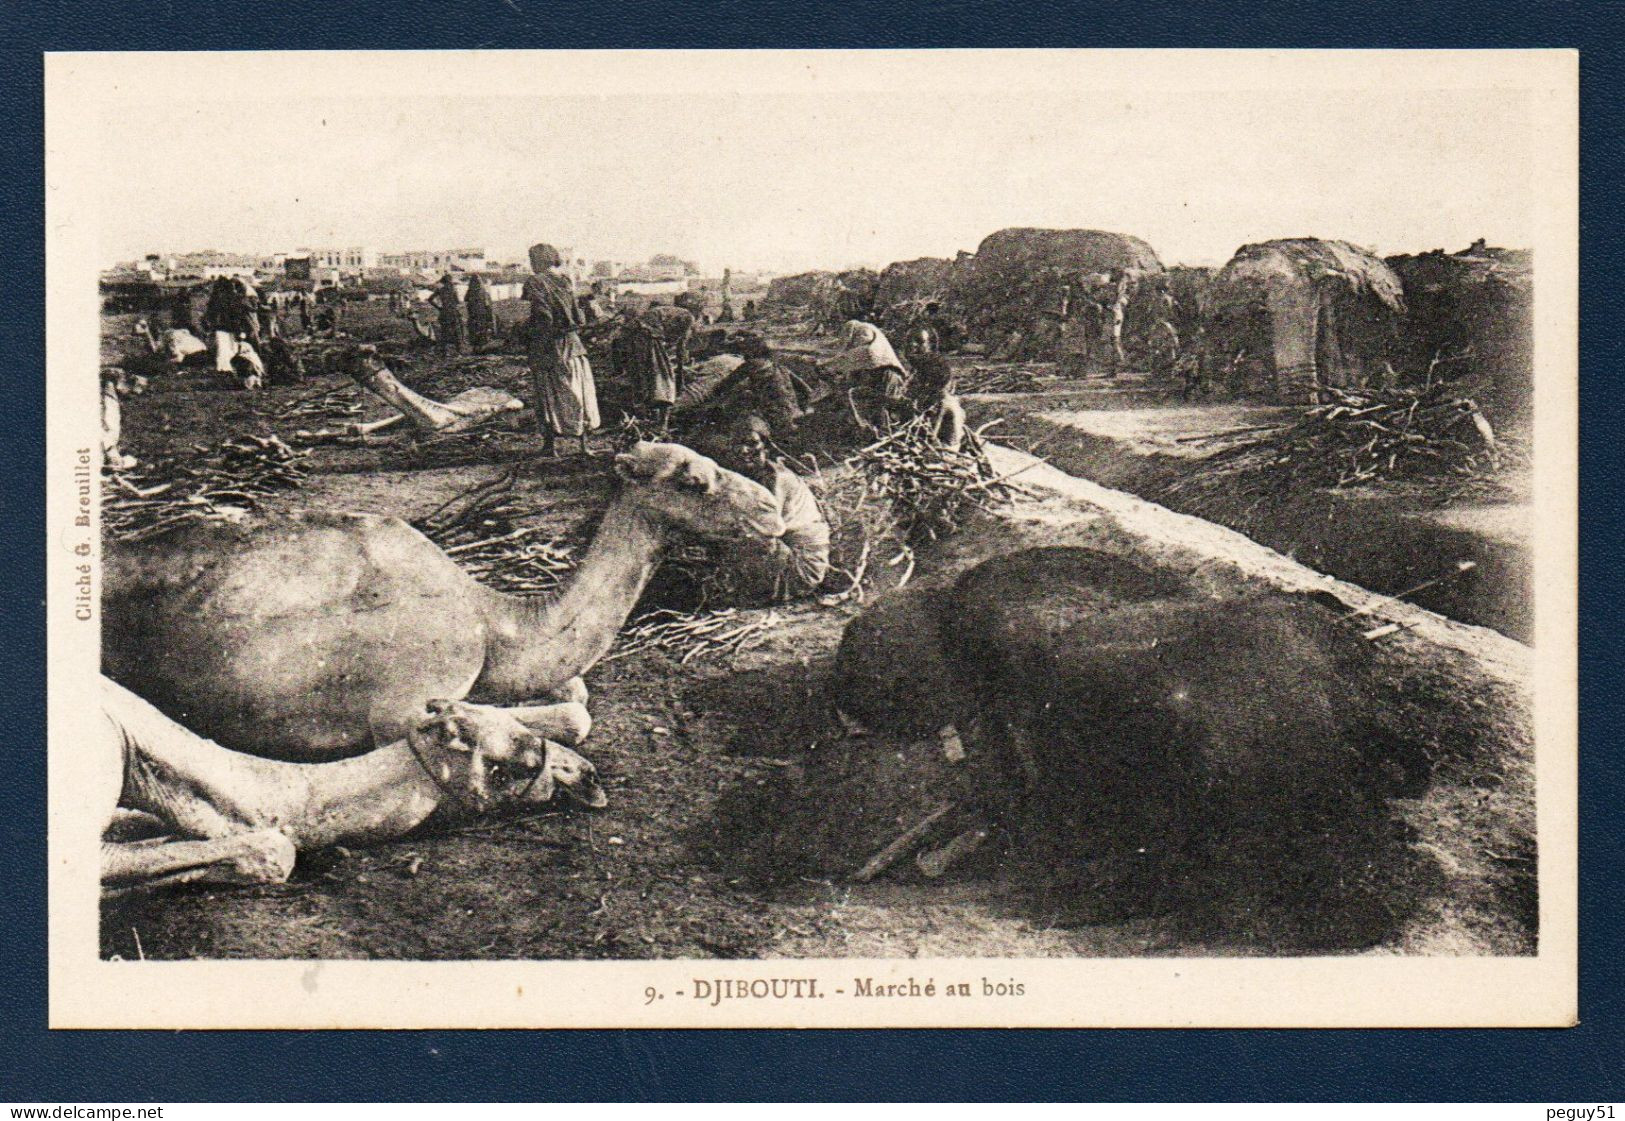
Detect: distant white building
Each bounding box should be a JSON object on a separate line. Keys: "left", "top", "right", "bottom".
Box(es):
{"left": 378, "top": 247, "right": 486, "bottom": 273}
{"left": 299, "top": 246, "right": 377, "bottom": 271}
{"left": 615, "top": 278, "right": 690, "bottom": 298}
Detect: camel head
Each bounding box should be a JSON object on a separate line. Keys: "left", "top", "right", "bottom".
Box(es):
{"left": 102, "top": 366, "right": 148, "bottom": 399}
{"left": 409, "top": 699, "right": 608, "bottom": 811}
{"left": 612, "top": 441, "right": 786, "bottom": 543}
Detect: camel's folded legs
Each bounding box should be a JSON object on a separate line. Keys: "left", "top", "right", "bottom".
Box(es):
{"left": 101, "top": 830, "right": 297, "bottom": 898}
{"left": 545, "top": 676, "right": 589, "bottom": 707}
{"left": 349, "top": 414, "right": 408, "bottom": 436}
{"left": 494, "top": 700, "right": 592, "bottom": 747}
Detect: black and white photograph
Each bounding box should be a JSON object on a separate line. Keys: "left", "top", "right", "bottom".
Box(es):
{"left": 45, "top": 49, "right": 1577, "bottom": 1029}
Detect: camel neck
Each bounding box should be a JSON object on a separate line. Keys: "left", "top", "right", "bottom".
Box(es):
{"left": 122, "top": 733, "right": 447, "bottom": 849}
{"left": 474, "top": 499, "right": 665, "bottom": 701}
{"left": 357, "top": 364, "right": 461, "bottom": 430}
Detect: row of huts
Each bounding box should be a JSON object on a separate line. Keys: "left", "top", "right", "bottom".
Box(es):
{"left": 766, "top": 229, "right": 1533, "bottom": 423}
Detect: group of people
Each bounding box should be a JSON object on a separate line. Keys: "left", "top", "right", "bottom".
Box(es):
{"left": 170, "top": 247, "right": 962, "bottom": 607}
{"left": 428, "top": 273, "right": 501, "bottom": 354}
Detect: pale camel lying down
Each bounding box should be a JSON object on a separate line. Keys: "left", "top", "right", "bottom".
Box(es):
{"left": 335, "top": 344, "right": 524, "bottom": 437}
{"left": 99, "top": 677, "right": 605, "bottom": 896}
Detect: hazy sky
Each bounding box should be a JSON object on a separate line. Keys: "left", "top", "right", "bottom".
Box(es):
{"left": 88, "top": 68, "right": 1535, "bottom": 273}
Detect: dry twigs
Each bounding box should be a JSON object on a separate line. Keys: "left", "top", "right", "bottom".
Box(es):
{"left": 840, "top": 413, "right": 1010, "bottom": 545}
{"left": 103, "top": 434, "right": 309, "bottom": 541}
{"left": 1156, "top": 384, "right": 1523, "bottom": 508}
{"left": 955, "top": 363, "right": 1059, "bottom": 394}
{"left": 413, "top": 468, "right": 580, "bottom": 596}
{"left": 606, "top": 607, "right": 783, "bottom": 665}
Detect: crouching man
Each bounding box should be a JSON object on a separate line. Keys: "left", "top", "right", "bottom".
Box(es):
{"left": 713, "top": 416, "right": 831, "bottom": 603}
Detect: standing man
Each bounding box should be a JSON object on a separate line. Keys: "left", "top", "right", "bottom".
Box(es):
{"left": 202, "top": 276, "right": 250, "bottom": 376}
{"left": 170, "top": 284, "right": 199, "bottom": 336}
{"left": 644, "top": 299, "right": 696, "bottom": 394}
{"left": 464, "top": 274, "right": 496, "bottom": 351}
{"left": 524, "top": 242, "right": 600, "bottom": 457}
{"left": 431, "top": 273, "right": 468, "bottom": 354}
{"left": 608, "top": 308, "right": 680, "bottom": 435}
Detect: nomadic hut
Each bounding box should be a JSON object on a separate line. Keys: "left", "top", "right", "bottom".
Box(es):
{"left": 1205, "top": 238, "right": 1404, "bottom": 403}
{"left": 873, "top": 256, "right": 958, "bottom": 332}
{"left": 950, "top": 227, "right": 1165, "bottom": 371}
{"left": 764, "top": 271, "right": 836, "bottom": 313}
{"left": 1385, "top": 242, "right": 1533, "bottom": 429}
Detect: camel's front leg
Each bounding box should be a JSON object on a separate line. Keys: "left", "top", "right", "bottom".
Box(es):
{"left": 543, "top": 676, "right": 589, "bottom": 707}
{"left": 497, "top": 701, "right": 592, "bottom": 747}
{"left": 101, "top": 830, "right": 297, "bottom": 898}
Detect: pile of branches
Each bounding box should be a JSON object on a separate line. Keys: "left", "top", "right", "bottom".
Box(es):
{"left": 1156, "top": 384, "right": 1520, "bottom": 508}
{"left": 104, "top": 434, "right": 309, "bottom": 542}
{"left": 841, "top": 413, "right": 1011, "bottom": 545}
{"left": 413, "top": 467, "right": 581, "bottom": 596}
{"left": 954, "top": 363, "right": 1059, "bottom": 394}
{"left": 277, "top": 382, "right": 363, "bottom": 423}
{"left": 606, "top": 607, "right": 783, "bottom": 666}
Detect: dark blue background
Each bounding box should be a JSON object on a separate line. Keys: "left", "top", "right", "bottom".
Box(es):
{"left": 3, "top": 0, "right": 1619, "bottom": 1102}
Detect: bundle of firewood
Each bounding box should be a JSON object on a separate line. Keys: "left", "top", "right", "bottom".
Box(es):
{"left": 413, "top": 467, "right": 581, "bottom": 596}
{"left": 277, "top": 382, "right": 363, "bottom": 421}
{"left": 954, "top": 363, "right": 1058, "bottom": 394}
{"left": 842, "top": 413, "right": 1009, "bottom": 545}
{"left": 606, "top": 607, "right": 782, "bottom": 665}
{"left": 1157, "top": 384, "right": 1518, "bottom": 506}
{"left": 103, "top": 434, "right": 309, "bottom": 542}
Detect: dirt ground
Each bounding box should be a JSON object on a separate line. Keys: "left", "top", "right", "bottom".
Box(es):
{"left": 99, "top": 308, "right": 1535, "bottom": 960}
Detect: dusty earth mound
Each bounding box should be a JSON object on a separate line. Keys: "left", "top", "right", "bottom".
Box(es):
{"left": 735, "top": 546, "right": 1437, "bottom": 950}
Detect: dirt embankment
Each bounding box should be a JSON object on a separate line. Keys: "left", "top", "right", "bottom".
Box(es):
{"left": 965, "top": 390, "right": 1532, "bottom": 642}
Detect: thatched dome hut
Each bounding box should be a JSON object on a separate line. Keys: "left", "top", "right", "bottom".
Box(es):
{"left": 1206, "top": 238, "right": 1404, "bottom": 403}
{"left": 874, "top": 257, "right": 958, "bottom": 331}
{"left": 1385, "top": 242, "right": 1532, "bottom": 428}
{"left": 764, "top": 270, "right": 836, "bottom": 312}
{"left": 950, "top": 228, "right": 1166, "bottom": 369}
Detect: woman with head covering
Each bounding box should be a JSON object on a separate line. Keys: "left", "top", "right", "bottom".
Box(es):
{"left": 523, "top": 243, "right": 600, "bottom": 457}
{"left": 464, "top": 274, "right": 496, "bottom": 351}
{"left": 826, "top": 320, "right": 910, "bottom": 435}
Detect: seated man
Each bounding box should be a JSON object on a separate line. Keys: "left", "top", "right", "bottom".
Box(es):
{"left": 712, "top": 416, "right": 831, "bottom": 604}
{"left": 685, "top": 333, "right": 803, "bottom": 442}
{"left": 909, "top": 352, "right": 966, "bottom": 451}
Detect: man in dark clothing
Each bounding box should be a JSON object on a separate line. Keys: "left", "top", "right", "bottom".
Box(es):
{"left": 644, "top": 301, "right": 697, "bottom": 388}
{"left": 464, "top": 275, "right": 497, "bottom": 351}
{"left": 202, "top": 276, "right": 259, "bottom": 376}
{"left": 608, "top": 309, "right": 680, "bottom": 434}
{"left": 694, "top": 332, "right": 802, "bottom": 441}
{"left": 171, "top": 286, "right": 199, "bottom": 335}
{"left": 431, "top": 274, "right": 468, "bottom": 354}
{"left": 673, "top": 289, "right": 707, "bottom": 323}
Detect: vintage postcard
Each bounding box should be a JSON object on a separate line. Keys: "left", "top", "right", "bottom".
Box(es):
{"left": 46, "top": 48, "right": 1577, "bottom": 1028}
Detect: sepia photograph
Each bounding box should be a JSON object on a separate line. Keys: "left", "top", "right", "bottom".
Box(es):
{"left": 44, "top": 48, "right": 1577, "bottom": 1029}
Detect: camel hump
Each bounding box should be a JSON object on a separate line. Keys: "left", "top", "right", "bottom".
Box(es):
{"left": 105, "top": 510, "right": 456, "bottom": 617}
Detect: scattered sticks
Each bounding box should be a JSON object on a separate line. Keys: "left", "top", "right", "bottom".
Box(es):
{"left": 1155, "top": 383, "right": 1522, "bottom": 508}
{"left": 103, "top": 434, "right": 310, "bottom": 541}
